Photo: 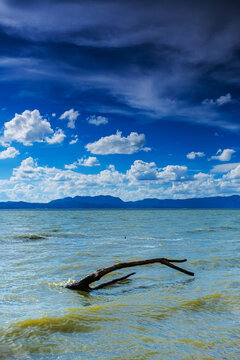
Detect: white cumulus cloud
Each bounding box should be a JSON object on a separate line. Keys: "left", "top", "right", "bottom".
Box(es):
{"left": 11, "top": 157, "right": 42, "bottom": 180}
{"left": 127, "top": 160, "right": 159, "bottom": 181}
{"left": 202, "top": 93, "right": 234, "bottom": 106}
{"left": 45, "top": 129, "right": 66, "bottom": 144}
{"left": 158, "top": 165, "right": 188, "bottom": 182}
{"left": 223, "top": 165, "right": 240, "bottom": 180}
{"left": 64, "top": 163, "right": 77, "bottom": 170}
{"left": 78, "top": 156, "right": 100, "bottom": 167}
{"left": 65, "top": 156, "right": 100, "bottom": 169}
{"left": 0, "top": 146, "right": 19, "bottom": 159}
{"left": 186, "top": 151, "right": 205, "bottom": 159}
{"left": 127, "top": 161, "right": 188, "bottom": 183}
{"left": 86, "top": 131, "right": 150, "bottom": 155}
{"left": 0, "top": 109, "right": 54, "bottom": 146}
{"left": 87, "top": 115, "right": 109, "bottom": 126}
{"left": 59, "top": 109, "right": 79, "bottom": 129}
{"left": 216, "top": 93, "right": 233, "bottom": 106}
{"left": 210, "top": 148, "right": 236, "bottom": 162}
{"left": 69, "top": 135, "right": 78, "bottom": 145}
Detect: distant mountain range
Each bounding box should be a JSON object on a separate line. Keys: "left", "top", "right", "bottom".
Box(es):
{"left": 0, "top": 195, "right": 240, "bottom": 209}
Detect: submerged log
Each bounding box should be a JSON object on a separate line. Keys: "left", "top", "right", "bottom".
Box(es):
{"left": 66, "top": 257, "right": 194, "bottom": 292}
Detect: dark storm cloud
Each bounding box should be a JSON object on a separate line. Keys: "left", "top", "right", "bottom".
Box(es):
{"left": 1, "top": 0, "right": 239, "bottom": 58}
{"left": 0, "top": 0, "right": 240, "bottom": 130}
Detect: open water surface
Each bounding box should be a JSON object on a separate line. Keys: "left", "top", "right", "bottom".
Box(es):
{"left": 0, "top": 209, "right": 239, "bottom": 359}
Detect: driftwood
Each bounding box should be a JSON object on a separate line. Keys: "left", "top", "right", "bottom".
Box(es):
{"left": 66, "top": 258, "right": 194, "bottom": 292}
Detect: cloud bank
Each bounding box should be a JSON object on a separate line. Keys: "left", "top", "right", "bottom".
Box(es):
{"left": 0, "top": 156, "right": 238, "bottom": 203}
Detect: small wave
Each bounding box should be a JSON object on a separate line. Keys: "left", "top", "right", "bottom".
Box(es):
{"left": 2, "top": 304, "right": 123, "bottom": 342}
{"left": 185, "top": 225, "right": 238, "bottom": 233}
{"left": 7, "top": 233, "right": 50, "bottom": 240}
{"left": 48, "top": 278, "right": 76, "bottom": 287}
{"left": 178, "top": 338, "right": 216, "bottom": 350}
{"left": 178, "top": 292, "right": 234, "bottom": 313}
{"left": 131, "top": 236, "right": 158, "bottom": 241}
{"left": 4, "top": 315, "right": 100, "bottom": 340}
{"left": 190, "top": 258, "right": 240, "bottom": 270}
{"left": 51, "top": 232, "right": 86, "bottom": 239}
{"left": 59, "top": 263, "right": 84, "bottom": 271}
{"left": 0, "top": 294, "right": 39, "bottom": 303}
{"left": 216, "top": 225, "right": 238, "bottom": 230}
{"left": 142, "top": 245, "right": 156, "bottom": 248}
{"left": 183, "top": 228, "right": 215, "bottom": 234}
{"left": 0, "top": 319, "right": 99, "bottom": 358}
{"left": 0, "top": 341, "right": 29, "bottom": 360}
{"left": 159, "top": 238, "right": 183, "bottom": 242}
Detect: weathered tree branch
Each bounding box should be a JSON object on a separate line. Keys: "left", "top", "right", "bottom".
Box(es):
{"left": 65, "top": 257, "right": 194, "bottom": 292}
{"left": 93, "top": 272, "right": 136, "bottom": 290}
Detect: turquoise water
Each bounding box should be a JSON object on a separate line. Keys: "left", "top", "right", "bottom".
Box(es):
{"left": 0, "top": 209, "right": 239, "bottom": 359}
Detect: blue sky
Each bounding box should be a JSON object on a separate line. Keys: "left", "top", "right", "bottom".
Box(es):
{"left": 0, "top": 0, "right": 239, "bottom": 202}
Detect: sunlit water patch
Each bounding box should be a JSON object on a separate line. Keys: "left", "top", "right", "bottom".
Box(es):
{"left": 0, "top": 209, "right": 239, "bottom": 359}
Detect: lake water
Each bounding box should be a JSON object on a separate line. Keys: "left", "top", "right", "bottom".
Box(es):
{"left": 0, "top": 209, "right": 239, "bottom": 360}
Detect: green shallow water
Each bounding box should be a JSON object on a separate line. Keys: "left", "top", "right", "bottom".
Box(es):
{"left": 0, "top": 209, "right": 239, "bottom": 359}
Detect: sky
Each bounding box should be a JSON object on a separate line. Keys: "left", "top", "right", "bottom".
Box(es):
{"left": 0, "top": 0, "right": 239, "bottom": 202}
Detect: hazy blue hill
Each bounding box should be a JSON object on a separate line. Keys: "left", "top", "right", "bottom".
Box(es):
{"left": 0, "top": 195, "right": 239, "bottom": 209}
{"left": 48, "top": 195, "right": 125, "bottom": 208}
{"left": 0, "top": 201, "right": 41, "bottom": 209}
{"left": 129, "top": 195, "right": 240, "bottom": 209}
